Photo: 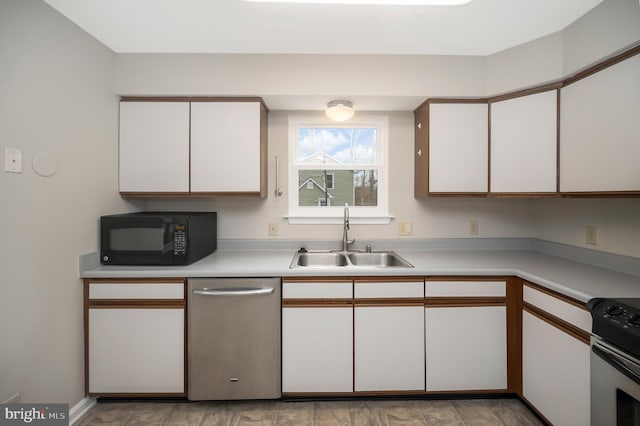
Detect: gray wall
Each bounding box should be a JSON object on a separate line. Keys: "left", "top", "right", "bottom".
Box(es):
{"left": 0, "top": 0, "right": 132, "bottom": 406}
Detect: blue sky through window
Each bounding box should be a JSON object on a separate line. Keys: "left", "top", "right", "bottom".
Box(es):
{"left": 297, "top": 127, "right": 376, "bottom": 164}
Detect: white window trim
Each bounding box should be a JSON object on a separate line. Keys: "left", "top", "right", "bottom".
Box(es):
{"left": 287, "top": 113, "right": 391, "bottom": 225}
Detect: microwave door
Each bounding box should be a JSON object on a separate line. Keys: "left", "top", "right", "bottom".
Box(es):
{"left": 101, "top": 217, "right": 173, "bottom": 264}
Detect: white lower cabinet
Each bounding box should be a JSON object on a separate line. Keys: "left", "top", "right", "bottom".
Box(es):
{"left": 88, "top": 308, "right": 185, "bottom": 394}
{"left": 282, "top": 307, "right": 353, "bottom": 393}
{"left": 85, "top": 279, "right": 186, "bottom": 396}
{"left": 523, "top": 311, "right": 590, "bottom": 426}
{"left": 425, "top": 306, "right": 507, "bottom": 391}
{"left": 355, "top": 306, "right": 425, "bottom": 391}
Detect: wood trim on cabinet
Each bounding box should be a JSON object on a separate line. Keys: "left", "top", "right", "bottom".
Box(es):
{"left": 87, "top": 300, "right": 185, "bottom": 308}
{"left": 560, "top": 191, "right": 640, "bottom": 198}
{"left": 284, "top": 277, "right": 353, "bottom": 283}
{"left": 414, "top": 105, "right": 429, "bottom": 198}
{"left": 505, "top": 277, "right": 523, "bottom": 395}
{"left": 425, "top": 276, "right": 508, "bottom": 282}
{"left": 355, "top": 298, "right": 426, "bottom": 307}
{"left": 523, "top": 302, "right": 590, "bottom": 346}
{"left": 282, "top": 299, "right": 353, "bottom": 308}
{"left": 486, "top": 83, "right": 563, "bottom": 104}
{"left": 562, "top": 42, "right": 640, "bottom": 87}
{"left": 523, "top": 281, "right": 587, "bottom": 310}
{"left": 424, "top": 297, "right": 505, "bottom": 308}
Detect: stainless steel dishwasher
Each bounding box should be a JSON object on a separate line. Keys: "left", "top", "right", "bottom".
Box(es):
{"left": 188, "top": 278, "right": 281, "bottom": 400}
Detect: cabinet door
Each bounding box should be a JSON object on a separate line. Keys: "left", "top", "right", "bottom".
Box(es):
{"left": 119, "top": 101, "right": 190, "bottom": 193}
{"left": 428, "top": 103, "right": 488, "bottom": 193}
{"left": 88, "top": 308, "right": 184, "bottom": 394}
{"left": 282, "top": 307, "right": 353, "bottom": 393}
{"left": 190, "top": 101, "right": 263, "bottom": 194}
{"left": 560, "top": 54, "right": 640, "bottom": 193}
{"left": 490, "top": 90, "right": 557, "bottom": 194}
{"left": 523, "top": 311, "right": 590, "bottom": 426}
{"left": 355, "top": 306, "right": 425, "bottom": 391}
{"left": 425, "top": 306, "right": 507, "bottom": 391}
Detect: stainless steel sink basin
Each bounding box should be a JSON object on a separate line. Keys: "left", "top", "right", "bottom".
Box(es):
{"left": 294, "top": 252, "right": 348, "bottom": 267}
{"left": 347, "top": 252, "right": 413, "bottom": 267}
{"left": 290, "top": 250, "right": 413, "bottom": 268}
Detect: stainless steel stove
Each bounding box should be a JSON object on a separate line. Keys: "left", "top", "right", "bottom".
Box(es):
{"left": 589, "top": 298, "right": 640, "bottom": 426}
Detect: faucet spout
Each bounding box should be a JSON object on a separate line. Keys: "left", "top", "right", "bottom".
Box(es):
{"left": 342, "top": 204, "right": 356, "bottom": 252}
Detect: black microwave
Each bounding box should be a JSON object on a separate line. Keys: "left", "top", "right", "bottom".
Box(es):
{"left": 100, "top": 212, "right": 217, "bottom": 265}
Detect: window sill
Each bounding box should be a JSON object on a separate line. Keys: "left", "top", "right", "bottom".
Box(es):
{"left": 286, "top": 216, "right": 393, "bottom": 225}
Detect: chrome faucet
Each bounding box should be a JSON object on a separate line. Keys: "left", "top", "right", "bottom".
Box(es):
{"left": 342, "top": 204, "right": 356, "bottom": 252}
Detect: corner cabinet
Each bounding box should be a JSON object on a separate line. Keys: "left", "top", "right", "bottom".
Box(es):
{"left": 521, "top": 281, "right": 591, "bottom": 426}
{"left": 119, "top": 97, "right": 268, "bottom": 198}
{"left": 84, "top": 279, "right": 186, "bottom": 397}
{"left": 489, "top": 89, "right": 558, "bottom": 195}
{"left": 560, "top": 52, "right": 640, "bottom": 195}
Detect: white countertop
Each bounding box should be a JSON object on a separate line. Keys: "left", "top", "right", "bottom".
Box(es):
{"left": 81, "top": 247, "right": 640, "bottom": 303}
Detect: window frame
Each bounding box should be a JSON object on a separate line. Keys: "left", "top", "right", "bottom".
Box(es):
{"left": 287, "top": 113, "right": 390, "bottom": 224}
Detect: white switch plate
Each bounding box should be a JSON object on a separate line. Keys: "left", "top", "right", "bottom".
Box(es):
{"left": 399, "top": 221, "right": 413, "bottom": 236}
{"left": 268, "top": 222, "right": 279, "bottom": 236}
{"left": 4, "top": 148, "right": 22, "bottom": 173}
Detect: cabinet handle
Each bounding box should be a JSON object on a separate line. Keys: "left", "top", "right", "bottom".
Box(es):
{"left": 417, "top": 149, "right": 422, "bottom": 157}
{"left": 193, "top": 287, "right": 274, "bottom": 296}
{"left": 417, "top": 122, "right": 422, "bottom": 129}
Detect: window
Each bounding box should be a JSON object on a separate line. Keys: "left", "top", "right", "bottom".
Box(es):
{"left": 288, "top": 114, "right": 389, "bottom": 224}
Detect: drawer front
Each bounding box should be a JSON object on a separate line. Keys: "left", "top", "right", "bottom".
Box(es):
{"left": 524, "top": 285, "right": 590, "bottom": 333}
{"left": 354, "top": 281, "right": 424, "bottom": 299}
{"left": 426, "top": 280, "right": 506, "bottom": 297}
{"left": 89, "top": 282, "right": 185, "bottom": 300}
{"left": 283, "top": 281, "right": 352, "bottom": 299}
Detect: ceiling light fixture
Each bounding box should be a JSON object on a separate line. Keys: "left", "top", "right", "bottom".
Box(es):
{"left": 325, "top": 100, "right": 355, "bottom": 122}
{"left": 245, "top": 0, "right": 472, "bottom": 4}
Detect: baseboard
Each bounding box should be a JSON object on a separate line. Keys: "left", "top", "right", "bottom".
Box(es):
{"left": 69, "top": 397, "right": 96, "bottom": 425}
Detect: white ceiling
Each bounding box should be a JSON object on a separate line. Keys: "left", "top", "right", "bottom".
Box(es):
{"left": 43, "top": 0, "right": 604, "bottom": 56}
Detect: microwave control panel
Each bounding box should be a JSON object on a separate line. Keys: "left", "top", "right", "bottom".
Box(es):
{"left": 174, "top": 225, "right": 187, "bottom": 255}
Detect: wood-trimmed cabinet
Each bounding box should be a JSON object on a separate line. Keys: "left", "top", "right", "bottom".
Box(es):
{"left": 521, "top": 281, "right": 591, "bottom": 426}
{"left": 424, "top": 278, "right": 512, "bottom": 392}
{"left": 281, "top": 279, "right": 353, "bottom": 394}
{"left": 119, "top": 97, "right": 268, "bottom": 198}
{"left": 354, "top": 279, "right": 425, "bottom": 393}
{"left": 84, "top": 278, "right": 186, "bottom": 397}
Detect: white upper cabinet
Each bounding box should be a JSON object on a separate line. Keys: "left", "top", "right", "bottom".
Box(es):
{"left": 119, "top": 98, "right": 267, "bottom": 197}
{"left": 490, "top": 90, "right": 558, "bottom": 194}
{"left": 560, "top": 54, "right": 640, "bottom": 193}
{"left": 190, "top": 101, "right": 265, "bottom": 194}
{"left": 119, "top": 101, "right": 190, "bottom": 193}
{"left": 428, "top": 103, "right": 489, "bottom": 193}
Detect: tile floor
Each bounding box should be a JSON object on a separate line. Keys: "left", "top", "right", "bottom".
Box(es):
{"left": 77, "top": 397, "right": 545, "bottom": 425}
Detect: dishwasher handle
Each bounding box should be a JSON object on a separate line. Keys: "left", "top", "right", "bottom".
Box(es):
{"left": 193, "top": 287, "right": 275, "bottom": 297}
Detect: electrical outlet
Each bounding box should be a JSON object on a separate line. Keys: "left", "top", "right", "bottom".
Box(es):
{"left": 469, "top": 219, "right": 479, "bottom": 235}
{"left": 268, "top": 222, "right": 279, "bottom": 237}
{"left": 586, "top": 226, "right": 598, "bottom": 245}
{"left": 4, "top": 148, "right": 22, "bottom": 173}
{"left": 399, "top": 221, "right": 413, "bottom": 236}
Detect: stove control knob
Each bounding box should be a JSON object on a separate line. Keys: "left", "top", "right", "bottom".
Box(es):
{"left": 628, "top": 314, "right": 640, "bottom": 326}
{"left": 605, "top": 305, "right": 625, "bottom": 316}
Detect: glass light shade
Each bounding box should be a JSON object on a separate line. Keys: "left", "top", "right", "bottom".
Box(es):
{"left": 325, "top": 100, "right": 355, "bottom": 122}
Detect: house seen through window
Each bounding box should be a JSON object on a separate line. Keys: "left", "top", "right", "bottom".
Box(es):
{"left": 288, "top": 115, "right": 389, "bottom": 223}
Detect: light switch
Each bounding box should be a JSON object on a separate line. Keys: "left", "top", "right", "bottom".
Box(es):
{"left": 4, "top": 148, "right": 22, "bottom": 173}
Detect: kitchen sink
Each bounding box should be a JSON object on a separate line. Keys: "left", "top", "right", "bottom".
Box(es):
{"left": 290, "top": 250, "right": 413, "bottom": 269}
{"left": 295, "top": 252, "right": 349, "bottom": 267}
{"left": 347, "top": 252, "right": 413, "bottom": 267}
